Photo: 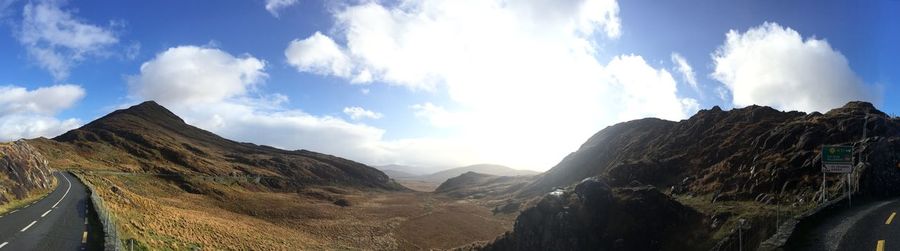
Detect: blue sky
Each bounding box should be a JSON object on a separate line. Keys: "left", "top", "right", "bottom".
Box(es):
{"left": 0, "top": 0, "right": 897, "bottom": 172}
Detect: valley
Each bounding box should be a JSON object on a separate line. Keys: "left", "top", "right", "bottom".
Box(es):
{"left": 4, "top": 100, "right": 900, "bottom": 250}
{"left": 0, "top": 1, "right": 894, "bottom": 250}
{"left": 72, "top": 170, "right": 515, "bottom": 250}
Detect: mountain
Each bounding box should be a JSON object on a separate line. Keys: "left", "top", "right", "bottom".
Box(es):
{"left": 32, "top": 101, "right": 401, "bottom": 191}
{"left": 435, "top": 171, "right": 535, "bottom": 200}
{"left": 417, "top": 164, "right": 539, "bottom": 183}
{"left": 0, "top": 140, "right": 53, "bottom": 206}
{"left": 375, "top": 164, "right": 431, "bottom": 177}
{"left": 479, "top": 101, "right": 900, "bottom": 250}
{"left": 381, "top": 169, "right": 418, "bottom": 179}
{"left": 520, "top": 101, "right": 900, "bottom": 198}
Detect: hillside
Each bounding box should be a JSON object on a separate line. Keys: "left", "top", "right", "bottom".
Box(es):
{"left": 31, "top": 101, "right": 401, "bottom": 191}
{"left": 435, "top": 172, "right": 534, "bottom": 200}
{"left": 25, "top": 101, "right": 513, "bottom": 250}
{"left": 520, "top": 101, "right": 900, "bottom": 198}
{"left": 479, "top": 101, "right": 900, "bottom": 250}
{"left": 375, "top": 164, "right": 431, "bottom": 176}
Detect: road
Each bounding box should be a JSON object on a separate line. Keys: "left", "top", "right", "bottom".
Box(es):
{"left": 0, "top": 172, "right": 103, "bottom": 250}
{"left": 790, "top": 197, "right": 900, "bottom": 251}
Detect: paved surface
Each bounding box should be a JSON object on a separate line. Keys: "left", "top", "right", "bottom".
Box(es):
{"left": 792, "top": 197, "right": 900, "bottom": 251}
{"left": 0, "top": 172, "right": 103, "bottom": 250}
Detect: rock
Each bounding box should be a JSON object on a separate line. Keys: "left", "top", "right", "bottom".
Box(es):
{"left": 492, "top": 201, "right": 521, "bottom": 214}
{"left": 333, "top": 198, "right": 351, "bottom": 207}
{"left": 0, "top": 140, "right": 53, "bottom": 205}
{"left": 478, "top": 179, "right": 708, "bottom": 251}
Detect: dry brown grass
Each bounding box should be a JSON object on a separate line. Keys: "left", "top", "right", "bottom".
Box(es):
{"left": 79, "top": 172, "right": 514, "bottom": 250}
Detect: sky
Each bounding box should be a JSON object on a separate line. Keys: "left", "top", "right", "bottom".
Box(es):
{"left": 0, "top": 0, "right": 897, "bottom": 172}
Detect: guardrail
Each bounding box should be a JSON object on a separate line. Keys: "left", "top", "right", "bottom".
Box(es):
{"left": 69, "top": 171, "right": 122, "bottom": 251}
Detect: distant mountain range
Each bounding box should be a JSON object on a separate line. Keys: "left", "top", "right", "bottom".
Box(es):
{"left": 417, "top": 164, "right": 539, "bottom": 183}
{"left": 375, "top": 164, "right": 431, "bottom": 177}
{"left": 378, "top": 164, "right": 540, "bottom": 184}
{"left": 28, "top": 101, "right": 403, "bottom": 191}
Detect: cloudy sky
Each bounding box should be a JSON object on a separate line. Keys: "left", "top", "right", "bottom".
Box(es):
{"left": 0, "top": 0, "right": 897, "bottom": 172}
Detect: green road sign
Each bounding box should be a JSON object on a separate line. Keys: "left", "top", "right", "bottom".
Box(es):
{"left": 822, "top": 145, "right": 853, "bottom": 164}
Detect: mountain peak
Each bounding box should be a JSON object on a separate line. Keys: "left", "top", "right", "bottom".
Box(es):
{"left": 827, "top": 101, "right": 885, "bottom": 117}
{"left": 135, "top": 100, "right": 162, "bottom": 108}
{"left": 105, "top": 100, "right": 185, "bottom": 125}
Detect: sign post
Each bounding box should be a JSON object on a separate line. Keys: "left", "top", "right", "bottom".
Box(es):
{"left": 822, "top": 145, "right": 853, "bottom": 205}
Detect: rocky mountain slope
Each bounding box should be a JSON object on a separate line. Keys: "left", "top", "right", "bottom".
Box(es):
{"left": 29, "top": 101, "right": 401, "bottom": 191}
{"left": 479, "top": 101, "right": 900, "bottom": 250}
{"left": 0, "top": 140, "right": 53, "bottom": 206}
{"left": 523, "top": 101, "right": 900, "bottom": 198}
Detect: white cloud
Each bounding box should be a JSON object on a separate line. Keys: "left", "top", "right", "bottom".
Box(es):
{"left": 0, "top": 84, "right": 85, "bottom": 115}
{"left": 343, "top": 106, "right": 383, "bottom": 120}
{"left": 285, "top": 32, "right": 352, "bottom": 78}
{"left": 0, "top": 84, "right": 85, "bottom": 141}
{"left": 18, "top": 1, "right": 119, "bottom": 80}
{"left": 128, "top": 46, "right": 267, "bottom": 105}
{"left": 711, "top": 22, "right": 877, "bottom": 112}
{"left": 670, "top": 52, "right": 699, "bottom": 93}
{"left": 265, "top": 0, "right": 298, "bottom": 17}
{"left": 410, "top": 103, "right": 461, "bottom": 128}
{"left": 606, "top": 55, "right": 698, "bottom": 122}
{"left": 128, "top": 45, "right": 464, "bottom": 169}
{"left": 286, "top": 0, "right": 622, "bottom": 90}
{"left": 282, "top": 0, "right": 700, "bottom": 170}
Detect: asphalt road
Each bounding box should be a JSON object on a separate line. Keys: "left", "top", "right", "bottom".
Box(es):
{"left": 0, "top": 172, "right": 103, "bottom": 251}
{"left": 790, "top": 197, "right": 900, "bottom": 251}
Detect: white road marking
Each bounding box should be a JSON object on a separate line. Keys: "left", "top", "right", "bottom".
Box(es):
{"left": 20, "top": 220, "right": 37, "bottom": 232}
{"left": 52, "top": 173, "right": 72, "bottom": 208}
{"left": 0, "top": 242, "right": 8, "bottom": 248}
{"left": 9, "top": 210, "right": 16, "bottom": 214}
{"left": 41, "top": 209, "right": 52, "bottom": 218}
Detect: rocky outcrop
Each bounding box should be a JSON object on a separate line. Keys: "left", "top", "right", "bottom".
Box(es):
{"left": 856, "top": 137, "right": 900, "bottom": 196}
{"left": 0, "top": 140, "right": 53, "bottom": 205}
{"left": 480, "top": 178, "right": 709, "bottom": 250}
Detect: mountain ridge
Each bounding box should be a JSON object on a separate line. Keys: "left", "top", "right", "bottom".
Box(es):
{"left": 35, "top": 101, "right": 402, "bottom": 191}
{"left": 415, "top": 164, "right": 539, "bottom": 183}
{"left": 478, "top": 101, "right": 900, "bottom": 250}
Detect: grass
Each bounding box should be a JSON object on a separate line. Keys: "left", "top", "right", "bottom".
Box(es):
{"left": 77, "top": 172, "right": 514, "bottom": 250}
{"left": 674, "top": 193, "right": 817, "bottom": 247}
